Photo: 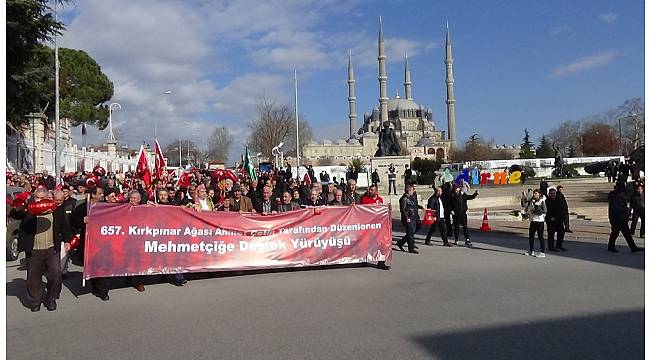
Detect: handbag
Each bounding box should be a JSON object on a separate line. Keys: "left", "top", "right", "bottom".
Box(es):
{"left": 422, "top": 209, "right": 437, "bottom": 226}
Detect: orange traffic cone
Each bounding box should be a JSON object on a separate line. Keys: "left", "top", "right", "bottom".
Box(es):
{"left": 480, "top": 208, "right": 492, "bottom": 232}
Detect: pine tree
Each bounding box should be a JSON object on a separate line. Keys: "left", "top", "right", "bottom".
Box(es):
{"left": 535, "top": 136, "right": 554, "bottom": 158}
{"left": 519, "top": 129, "right": 535, "bottom": 159}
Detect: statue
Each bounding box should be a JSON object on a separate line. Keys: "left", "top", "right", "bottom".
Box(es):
{"left": 553, "top": 144, "right": 564, "bottom": 177}
{"left": 375, "top": 121, "right": 401, "bottom": 157}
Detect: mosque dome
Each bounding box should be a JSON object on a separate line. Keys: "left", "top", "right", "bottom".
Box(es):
{"left": 387, "top": 98, "right": 419, "bottom": 111}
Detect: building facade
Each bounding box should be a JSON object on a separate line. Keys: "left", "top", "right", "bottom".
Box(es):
{"left": 303, "top": 18, "right": 457, "bottom": 165}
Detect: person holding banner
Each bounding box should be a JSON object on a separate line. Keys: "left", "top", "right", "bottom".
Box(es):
{"left": 397, "top": 184, "right": 419, "bottom": 254}
{"left": 303, "top": 187, "right": 326, "bottom": 207}
{"left": 226, "top": 184, "right": 255, "bottom": 213}
{"left": 254, "top": 186, "right": 279, "bottom": 214}
{"left": 424, "top": 186, "right": 450, "bottom": 247}
{"left": 72, "top": 187, "right": 112, "bottom": 301}
{"left": 279, "top": 191, "right": 301, "bottom": 211}
{"left": 191, "top": 185, "right": 215, "bottom": 212}
{"left": 127, "top": 190, "right": 147, "bottom": 292}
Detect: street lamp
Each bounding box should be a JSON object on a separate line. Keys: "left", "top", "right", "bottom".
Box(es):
{"left": 108, "top": 102, "right": 121, "bottom": 143}
{"left": 271, "top": 142, "right": 284, "bottom": 169}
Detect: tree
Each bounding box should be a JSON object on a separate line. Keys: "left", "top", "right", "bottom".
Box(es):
{"left": 206, "top": 126, "right": 233, "bottom": 163}
{"left": 567, "top": 144, "right": 577, "bottom": 158}
{"left": 581, "top": 123, "right": 618, "bottom": 156}
{"left": 535, "top": 136, "right": 554, "bottom": 158}
{"left": 616, "top": 98, "right": 645, "bottom": 153}
{"left": 519, "top": 129, "right": 535, "bottom": 159}
{"left": 163, "top": 140, "right": 203, "bottom": 167}
{"left": 548, "top": 120, "right": 582, "bottom": 157}
{"left": 58, "top": 48, "right": 114, "bottom": 128}
{"left": 7, "top": 0, "right": 65, "bottom": 126}
{"left": 248, "top": 97, "right": 313, "bottom": 160}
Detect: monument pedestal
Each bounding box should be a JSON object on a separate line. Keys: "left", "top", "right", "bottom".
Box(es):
{"left": 370, "top": 156, "right": 411, "bottom": 196}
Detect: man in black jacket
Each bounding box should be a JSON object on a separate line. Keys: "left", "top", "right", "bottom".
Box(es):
{"left": 630, "top": 184, "right": 644, "bottom": 238}
{"left": 39, "top": 170, "right": 56, "bottom": 190}
{"left": 13, "top": 188, "right": 72, "bottom": 311}
{"left": 71, "top": 186, "right": 112, "bottom": 300}
{"left": 556, "top": 185, "right": 572, "bottom": 233}
{"left": 545, "top": 188, "right": 567, "bottom": 251}
{"left": 254, "top": 186, "right": 279, "bottom": 214}
{"left": 450, "top": 186, "right": 479, "bottom": 247}
{"left": 424, "top": 186, "right": 450, "bottom": 247}
{"left": 441, "top": 182, "right": 454, "bottom": 239}
{"left": 397, "top": 184, "right": 419, "bottom": 254}
{"left": 607, "top": 184, "right": 643, "bottom": 253}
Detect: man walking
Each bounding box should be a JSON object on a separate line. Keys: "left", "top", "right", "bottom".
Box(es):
{"left": 630, "top": 184, "right": 644, "bottom": 238}
{"left": 608, "top": 184, "right": 643, "bottom": 253}
{"left": 397, "top": 184, "right": 419, "bottom": 254}
{"left": 525, "top": 189, "right": 547, "bottom": 258}
{"left": 556, "top": 185, "right": 572, "bottom": 233}
{"left": 424, "top": 186, "right": 450, "bottom": 247}
{"left": 14, "top": 188, "right": 72, "bottom": 311}
{"left": 450, "top": 186, "right": 479, "bottom": 247}
{"left": 545, "top": 188, "right": 567, "bottom": 251}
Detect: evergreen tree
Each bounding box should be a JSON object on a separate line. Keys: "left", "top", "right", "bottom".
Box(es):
{"left": 535, "top": 135, "right": 554, "bottom": 158}
{"left": 519, "top": 129, "right": 535, "bottom": 159}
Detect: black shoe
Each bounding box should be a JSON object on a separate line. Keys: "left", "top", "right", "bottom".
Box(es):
{"left": 173, "top": 279, "right": 187, "bottom": 286}
{"left": 414, "top": 245, "right": 419, "bottom": 249}
{"left": 408, "top": 249, "right": 419, "bottom": 254}
{"left": 443, "top": 243, "right": 452, "bottom": 247}
{"left": 377, "top": 262, "right": 391, "bottom": 270}
{"left": 631, "top": 247, "right": 644, "bottom": 253}
{"left": 549, "top": 248, "right": 560, "bottom": 252}
{"left": 30, "top": 305, "right": 40, "bottom": 312}
{"left": 424, "top": 241, "right": 433, "bottom": 246}
{"left": 397, "top": 244, "right": 406, "bottom": 252}
{"left": 565, "top": 229, "right": 573, "bottom": 233}
{"left": 608, "top": 248, "right": 619, "bottom": 253}
{"left": 559, "top": 247, "right": 568, "bottom": 251}
{"left": 98, "top": 294, "right": 110, "bottom": 301}
{"left": 46, "top": 301, "right": 57, "bottom": 311}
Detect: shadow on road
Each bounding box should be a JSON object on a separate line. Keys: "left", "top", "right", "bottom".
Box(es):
{"left": 411, "top": 309, "right": 644, "bottom": 360}
{"left": 389, "top": 218, "right": 645, "bottom": 270}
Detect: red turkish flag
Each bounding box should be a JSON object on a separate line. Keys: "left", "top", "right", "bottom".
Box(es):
{"left": 136, "top": 145, "right": 152, "bottom": 188}
{"left": 154, "top": 140, "right": 167, "bottom": 181}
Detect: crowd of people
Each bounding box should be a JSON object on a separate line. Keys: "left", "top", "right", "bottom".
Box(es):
{"left": 6, "top": 165, "right": 397, "bottom": 311}
{"left": 5, "top": 157, "right": 645, "bottom": 312}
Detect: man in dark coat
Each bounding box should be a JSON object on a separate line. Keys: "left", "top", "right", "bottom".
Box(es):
{"left": 396, "top": 184, "right": 419, "bottom": 254}
{"left": 441, "top": 181, "right": 454, "bottom": 238}
{"left": 424, "top": 186, "right": 450, "bottom": 246}
{"left": 71, "top": 186, "right": 112, "bottom": 300}
{"left": 449, "top": 186, "right": 479, "bottom": 247}
{"left": 607, "top": 184, "right": 643, "bottom": 253}
{"left": 545, "top": 188, "right": 567, "bottom": 251}
{"left": 12, "top": 188, "right": 72, "bottom": 311}
{"left": 630, "top": 184, "right": 645, "bottom": 238}
{"left": 539, "top": 178, "right": 549, "bottom": 197}
{"left": 556, "top": 185, "right": 571, "bottom": 233}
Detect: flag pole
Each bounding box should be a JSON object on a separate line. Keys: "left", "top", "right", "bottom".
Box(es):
{"left": 54, "top": 1, "right": 61, "bottom": 183}
{"left": 294, "top": 69, "right": 300, "bottom": 182}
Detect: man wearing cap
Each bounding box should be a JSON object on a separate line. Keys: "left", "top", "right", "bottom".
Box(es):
{"left": 226, "top": 184, "right": 255, "bottom": 213}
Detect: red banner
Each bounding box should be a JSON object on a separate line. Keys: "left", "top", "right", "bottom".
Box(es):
{"left": 84, "top": 204, "right": 392, "bottom": 279}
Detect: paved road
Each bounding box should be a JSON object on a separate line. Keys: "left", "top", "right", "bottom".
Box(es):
{"left": 6, "top": 225, "right": 644, "bottom": 360}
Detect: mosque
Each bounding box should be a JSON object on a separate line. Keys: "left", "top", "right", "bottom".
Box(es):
{"left": 302, "top": 18, "right": 457, "bottom": 164}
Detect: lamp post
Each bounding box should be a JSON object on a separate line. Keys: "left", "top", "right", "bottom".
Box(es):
{"left": 271, "top": 142, "right": 284, "bottom": 169}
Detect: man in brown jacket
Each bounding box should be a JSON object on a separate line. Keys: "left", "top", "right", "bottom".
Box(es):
{"left": 226, "top": 184, "right": 255, "bottom": 213}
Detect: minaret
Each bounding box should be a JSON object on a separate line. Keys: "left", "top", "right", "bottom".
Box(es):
{"left": 445, "top": 21, "right": 457, "bottom": 146}
{"left": 404, "top": 53, "right": 412, "bottom": 100}
{"left": 378, "top": 16, "right": 389, "bottom": 125}
{"left": 347, "top": 49, "right": 357, "bottom": 139}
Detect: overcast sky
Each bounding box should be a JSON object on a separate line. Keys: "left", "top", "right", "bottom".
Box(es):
{"left": 56, "top": 0, "right": 644, "bottom": 164}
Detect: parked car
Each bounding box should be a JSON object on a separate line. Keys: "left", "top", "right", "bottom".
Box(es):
{"left": 6, "top": 186, "right": 26, "bottom": 261}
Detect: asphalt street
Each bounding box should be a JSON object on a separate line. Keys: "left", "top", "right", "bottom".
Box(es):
{"left": 6, "top": 225, "right": 644, "bottom": 360}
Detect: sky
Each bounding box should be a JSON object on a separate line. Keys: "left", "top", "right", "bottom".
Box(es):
{"left": 54, "top": 0, "right": 645, "bottom": 164}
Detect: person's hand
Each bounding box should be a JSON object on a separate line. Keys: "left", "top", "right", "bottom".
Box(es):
{"left": 83, "top": 216, "right": 89, "bottom": 224}
{"left": 271, "top": 210, "right": 277, "bottom": 214}
{"left": 194, "top": 204, "right": 202, "bottom": 213}
{"left": 64, "top": 243, "right": 71, "bottom": 252}
{"left": 406, "top": 218, "right": 411, "bottom": 223}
